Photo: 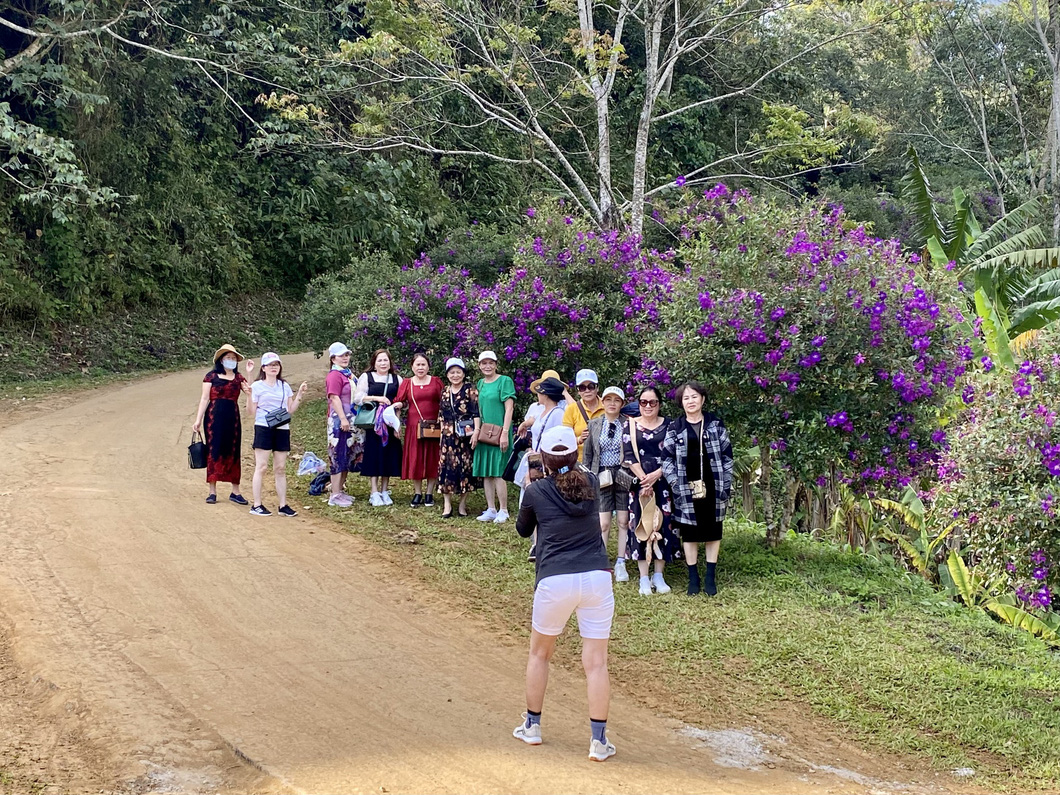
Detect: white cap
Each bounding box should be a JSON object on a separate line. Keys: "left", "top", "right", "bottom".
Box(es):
{"left": 445, "top": 357, "right": 466, "bottom": 371}
{"left": 601, "top": 386, "right": 625, "bottom": 401}
{"left": 478, "top": 350, "right": 498, "bottom": 363}
{"left": 540, "top": 425, "right": 578, "bottom": 455}
{"left": 328, "top": 342, "right": 351, "bottom": 357}
{"left": 261, "top": 352, "right": 281, "bottom": 366}
{"left": 575, "top": 368, "right": 598, "bottom": 385}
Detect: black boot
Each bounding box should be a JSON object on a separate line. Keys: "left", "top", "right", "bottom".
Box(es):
{"left": 704, "top": 562, "right": 718, "bottom": 596}
{"left": 687, "top": 563, "right": 701, "bottom": 596}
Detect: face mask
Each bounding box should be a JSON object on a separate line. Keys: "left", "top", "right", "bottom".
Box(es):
{"left": 222, "top": 359, "right": 238, "bottom": 370}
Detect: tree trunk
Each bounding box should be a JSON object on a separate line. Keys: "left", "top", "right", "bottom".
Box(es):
{"left": 761, "top": 446, "right": 778, "bottom": 546}
{"left": 577, "top": 0, "right": 616, "bottom": 225}
{"left": 779, "top": 477, "right": 797, "bottom": 538}
{"left": 741, "top": 471, "right": 755, "bottom": 521}
{"left": 630, "top": 0, "right": 663, "bottom": 239}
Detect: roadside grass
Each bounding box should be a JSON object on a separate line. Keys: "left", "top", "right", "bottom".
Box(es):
{"left": 290, "top": 399, "right": 1059, "bottom": 789}
{"left": 0, "top": 293, "right": 304, "bottom": 392}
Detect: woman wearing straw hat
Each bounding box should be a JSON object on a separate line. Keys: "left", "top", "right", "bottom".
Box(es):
{"left": 192, "top": 344, "right": 254, "bottom": 505}
{"left": 513, "top": 425, "right": 616, "bottom": 762}
{"left": 623, "top": 386, "right": 681, "bottom": 595}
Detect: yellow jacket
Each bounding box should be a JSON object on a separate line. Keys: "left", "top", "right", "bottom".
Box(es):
{"left": 562, "top": 400, "right": 606, "bottom": 460}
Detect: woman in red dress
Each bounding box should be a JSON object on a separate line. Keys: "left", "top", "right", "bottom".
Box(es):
{"left": 392, "top": 353, "right": 444, "bottom": 507}
{"left": 192, "top": 344, "right": 255, "bottom": 504}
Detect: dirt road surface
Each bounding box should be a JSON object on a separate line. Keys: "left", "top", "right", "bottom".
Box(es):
{"left": 0, "top": 354, "right": 953, "bottom": 794}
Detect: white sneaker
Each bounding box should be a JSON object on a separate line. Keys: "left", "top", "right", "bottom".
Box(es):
{"left": 369, "top": 492, "right": 384, "bottom": 507}
{"left": 614, "top": 559, "right": 629, "bottom": 582}
{"left": 639, "top": 576, "right": 652, "bottom": 596}
{"left": 381, "top": 491, "right": 394, "bottom": 506}
{"left": 327, "top": 493, "right": 353, "bottom": 507}
{"left": 512, "top": 716, "right": 542, "bottom": 746}
{"left": 477, "top": 508, "right": 499, "bottom": 522}
{"left": 652, "top": 573, "right": 672, "bottom": 594}
{"left": 588, "top": 738, "right": 617, "bottom": 762}
{"left": 493, "top": 510, "right": 510, "bottom": 524}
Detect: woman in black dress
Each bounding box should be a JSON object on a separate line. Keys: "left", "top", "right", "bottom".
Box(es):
{"left": 355, "top": 349, "right": 404, "bottom": 506}
{"left": 661, "top": 382, "right": 733, "bottom": 596}
{"left": 438, "top": 357, "right": 480, "bottom": 518}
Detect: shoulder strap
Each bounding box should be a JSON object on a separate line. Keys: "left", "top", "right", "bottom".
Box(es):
{"left": 410, "top": 381, "right": 422, "bottom": 418}
{"left": 577, "top": 400, "right": 590, "bottom": 425}
{"left": 627, "top": 417, "right": 642, "bottom": 465}
{"left": 532, "top": 407, "right": 561, "bottom": 450}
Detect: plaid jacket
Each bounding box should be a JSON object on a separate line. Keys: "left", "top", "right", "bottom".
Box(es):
{"left": 660, "top": 413, "right": 734, "bottom": 525}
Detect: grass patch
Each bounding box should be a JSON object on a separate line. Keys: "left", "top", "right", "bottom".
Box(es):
{"left": 0, "top": 292, "right": 304, "bottom": 388}
{"left": 288, "top": 397, "right": 1060, "bottom": 789}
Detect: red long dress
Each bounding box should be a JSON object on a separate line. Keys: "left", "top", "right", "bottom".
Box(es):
{"left": 395, "top": 376, "right": 443, "bottom": 481}
{"left": 203, "top": 371, "right": 246, "bottom": 484}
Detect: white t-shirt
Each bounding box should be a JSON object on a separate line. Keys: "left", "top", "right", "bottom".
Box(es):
{"left": 252, "top": 380, "right": 293, "bottom": 428}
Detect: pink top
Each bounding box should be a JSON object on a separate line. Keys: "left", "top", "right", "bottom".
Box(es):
{"left": 326, "top": 369, "right": 353, "bottom": 418}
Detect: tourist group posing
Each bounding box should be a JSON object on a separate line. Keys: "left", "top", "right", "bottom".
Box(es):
{"left": 191, "top": 340, "right": 733, "bottom": 763}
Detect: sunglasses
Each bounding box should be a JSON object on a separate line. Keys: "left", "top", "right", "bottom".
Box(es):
{"left": 607, "top": 423, "right": 617, "bottom": 439}
{"left": 577, "top": 384, "right": 597, "bottom": 392}
{"left": 639, "top": 399, "right": 660, "bottom": 407}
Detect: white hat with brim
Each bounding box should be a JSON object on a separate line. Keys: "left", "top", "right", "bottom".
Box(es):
{"left": 601, "top": 386, "right": 626, "bottom": 401}
{"left": 445, "top": 357, "right": 467, "bottom": 372}
{"left": 540, "top": 425, "right": 578, "bottom": 456}
{"left": 575, "top": 368, "right": 599, "bottom": 385}
{"left": 261, "top": 352, "right": 281, "bottom": 366}
{"left": 213, "top": 344, "right": 244, "bottom": 362}
{"left": 635, "top": 491, "right": 662, "bottom": 542}
{"left": 478, "top": 350, "right": 499, "bottom": 363}
{"left": 328, "top": 342, "right": 351, "bottom": 357}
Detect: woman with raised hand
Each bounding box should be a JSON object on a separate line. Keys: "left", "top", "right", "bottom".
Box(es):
{"left": 623, "top": 386, "right": 681, "bottom": 595}
{"left": 438, "top": 357, "right": 480, "bottom": 518}
{"left": 392, "top": 353, "right": 444, "bottom": 507}
{"left": 513, "top": 425, "right": 616, "bottom": 763}
{"left": 582, "top": 386, "right": 631, "bottom": 582}
{"left": 192, "top": 344, "right": 253, "bottom": 505}
{"left": 248, "top": 352, "right": 309, "bottom": 517}
{"left": 661, "top": 381, "right": 734, "bottom": 596}
{"left": 325, "top": 342, "right": 364, "bottom": 507}
{"left": 473, "top": 351, "right": 515, "bottom": 524}
{"left": 355, "top": 349, "right": 404, "bottom": 507}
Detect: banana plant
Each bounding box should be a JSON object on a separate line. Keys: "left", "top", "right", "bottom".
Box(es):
{"left": 874, "top": 486, "right": 958, "bottom": 581}
{"left": 903, "top": 146, "right": 1060, "bottom": 368}
{"left": 984, "top": 597, "right": 1060, "bottom": 645}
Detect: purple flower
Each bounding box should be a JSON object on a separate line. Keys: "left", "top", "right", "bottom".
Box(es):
{"left": 770, "top": 307, "right": 786, "bottom": 322}
{"left": 674, "top": 175, "right": 687, "bottom": 187}
{"left": 1032, "top": 566, "right": 1049, "bottom": 581}
{"left": 981, "top": 355, "right": 994, "bottom": 372}
{"left": 1006, "top": 561, "right": 1018, "bottom": 573}
{"left": 526, "top": 207, "right": 536, "bottom": 218}
{"left": 1031, "top": 549, "right": 1048, "bottom": 566}
{"left": 812, "top": 335, "right": 826, "bottom": 347}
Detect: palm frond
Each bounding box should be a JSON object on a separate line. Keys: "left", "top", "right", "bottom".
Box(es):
{"left": 947, "top": 188, "right": 977, "bottom": 263}
{"left": 963, "top": 198, "right": 1045, "bottom": 262}
{"left": 901, "top": 145, "right": 946, "bottom": 247}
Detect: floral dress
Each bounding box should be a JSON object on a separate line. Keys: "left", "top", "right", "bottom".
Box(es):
{"left": 624, "top": 417, "right": 682, "bottom": 562}
{"left": 202, "top": 371, "right": 245, "bottom": 484}
{"left": 439, "top": 384, "right": 480, "bottom": 495}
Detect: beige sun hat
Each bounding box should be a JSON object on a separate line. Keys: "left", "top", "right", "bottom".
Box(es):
{"left": 529, "top": 368, "right": 562, "bottom": 394}
{"left": 213, "top": 344, "right": 244, "bottom": 362}
{"left": 635, "top": 489, "right": 662, "bottom": 543}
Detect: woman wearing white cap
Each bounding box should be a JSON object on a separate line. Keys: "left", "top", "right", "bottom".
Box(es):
{"left": 248, "top": 353, "right": 308, "bottom": 516}
{"left": 561, "top": 368, "right": 605, "bottom": 461}
{"left": 355, "top": 348, "right": 404, "bottom": 506}
{"left": 582, "top": 386, "right": 631, "bottom": 581}
{"left": 325, "top": 342, "right": 363, "bottom": 507}
{"left": 513, "top": 425, "right": 616, "bottom": 762}
{"left": 438, "top": 357, "right": 480, "bottom": 518}
{"left": 473, "top": 351, "right": 515, "bottom": 523}
{"left": 192, "top": 344, "right": 254, "bottom": 505}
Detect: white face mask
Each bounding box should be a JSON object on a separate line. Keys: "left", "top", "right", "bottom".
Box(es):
{"left": 222, "top": 358, "right": 238, "bottom": 370}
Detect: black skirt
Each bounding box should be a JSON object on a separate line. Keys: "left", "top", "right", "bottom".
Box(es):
{"left": 676, "top": 496, "right": 723, "bottom": 543}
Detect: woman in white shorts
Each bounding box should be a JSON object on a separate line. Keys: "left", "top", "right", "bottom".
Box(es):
{"left": 513, "top": 425, "right": 616, "bottom": 762}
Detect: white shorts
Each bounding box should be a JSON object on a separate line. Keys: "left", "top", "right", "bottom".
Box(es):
{"left": 532, "top": 570, "right": 614, "bottom": 639}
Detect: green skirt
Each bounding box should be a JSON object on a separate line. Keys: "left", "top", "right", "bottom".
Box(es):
{"left": 473, "top": 436, "right": 512, "bottom": 478}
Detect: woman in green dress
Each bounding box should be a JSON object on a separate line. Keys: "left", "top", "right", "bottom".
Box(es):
{"left": 473, "top": 350, "right": 516, "bottom": 523}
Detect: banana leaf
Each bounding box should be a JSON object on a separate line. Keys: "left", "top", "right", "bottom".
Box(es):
{"left": 985, "top": 601, "right": 1060, "bottom": 644}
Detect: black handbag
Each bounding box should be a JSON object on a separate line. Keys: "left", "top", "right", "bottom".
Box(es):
{"left": 614, "top": 463, "right": 638, "bottom": 492}
{"left": 188, "top": 431, "right": 207, "bottom": 469}
{"left": 265, "top": 407, "right": 292, "bottom": 428}
{"left": 501, "top": 449, "right": 523, "bottom": 482}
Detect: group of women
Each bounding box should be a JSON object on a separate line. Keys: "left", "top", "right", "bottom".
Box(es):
{"left": 191, "top": 341, "right": 734, "bottom": 763}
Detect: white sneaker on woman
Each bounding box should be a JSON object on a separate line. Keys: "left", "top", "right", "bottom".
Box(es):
{"left": 477, "top": 508, "right": 498, "bottom": 522}
{"left": 638, "top": 576, "right": 652, "bottom": 596}
{"left": 369, "top": 492, "right": 384, "bottom": 507}
{"left": 512, "top": 715, "right": 542, "bottom": 745}
{"left": 381, "top": 491, "right": 394, "bottom": 506}
{"left": 651, "top": 572, "right": 671, "bottom": 594}
{"left": 614, "top": 559, "right": 628, "bottom": 582}
{"left": 588, "top": 738, "right": 617, "bottom": 761}
{"left": 493, "top": 510, "right": 510, "bottom": 524}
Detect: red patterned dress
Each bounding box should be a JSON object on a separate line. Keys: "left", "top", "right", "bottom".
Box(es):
{"left": 203, "top": 371, "right": 245, "bottom": 484}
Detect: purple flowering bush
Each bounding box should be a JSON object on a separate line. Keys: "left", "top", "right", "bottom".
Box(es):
{"left": 931, "top": 337, "right": 1060, "bottom": 604}
{"left": 650, "top": 187, "right": 967, "bottom": 538}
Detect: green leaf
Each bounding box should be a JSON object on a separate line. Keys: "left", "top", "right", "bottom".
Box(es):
{"left": 901, "top": 145, "right": 946, "bottom": 247}
{"left": 946, "top": 188, "right": 977, "bottom": 263}
{"left": 946, "top": 550, "right": 977, "bottom": 607}
{"left": 974, "top": 287, "right": 1016, "bottom": 369}
{"left": 985, "top": 601, "right": 1060, "bottom": 644}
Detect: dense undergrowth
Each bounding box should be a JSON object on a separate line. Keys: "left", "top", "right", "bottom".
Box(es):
{"left": 286, "top": 397, "right": 1060, "bottom": 790}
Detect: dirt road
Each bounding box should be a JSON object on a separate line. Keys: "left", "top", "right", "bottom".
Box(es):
{"left": 0, "top": 354, "right": 944, "bottom": 794}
